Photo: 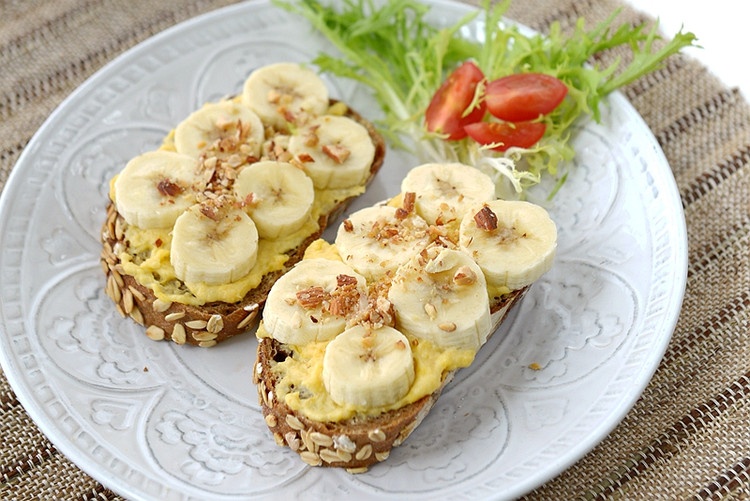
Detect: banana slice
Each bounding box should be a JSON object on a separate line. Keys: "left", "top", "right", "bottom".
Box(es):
{"left": 389, "top": 247, "right": 491, "bottom": 351}
{"left": 334, "top": 205, "right": 431, "bottom": 282}
{"left": 174, "top": 100, "right": 264, "bottom": 160}
{"left": 322, "top": 325, "right": 415, "bottom": 408}
{"left": 242, "top": 62, "right": 329, "bottom": 129}
{"left": 262, "top": 259, "right": 368, "bottom": 345}
{"left": 233, "top": 161, "right": 315, "bottom": 239}
{"left": 288, "top": 115, "right": 376, "bottom": 189}
{"left": 400, "top": 162, "right": 496, "bottom": 226}
{"left": 113, "top": 150, "right": 199, "bottom": 229}
{"left": 459, "top": 200, "right": 557, "bottom": 291}
{"left": 170, "top": 202, "right": 259, "bottom": 285}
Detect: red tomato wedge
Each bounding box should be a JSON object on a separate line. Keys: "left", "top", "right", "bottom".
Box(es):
{"left": 485, "top": 73, "right": 567, "bottom": 122}
{"left": 464, "top": 121, "right": 546, "bottom": 151}
{"left": 425, "top": 61, "right": 486, "bottom": 140}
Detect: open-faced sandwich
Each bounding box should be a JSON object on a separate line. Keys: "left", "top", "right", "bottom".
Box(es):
{"left": 253, "top": 162, "right": 557, "bottom": 471}
{"left": 100, "top": 62, "right": 385, "bottom": 346}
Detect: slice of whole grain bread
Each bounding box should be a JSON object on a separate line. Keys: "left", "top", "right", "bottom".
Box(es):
{"left": 253, "top": 286, "right": 528, "bottom": 472}
{"left": 100, "top": 104, "right": 385, "bottom": 347}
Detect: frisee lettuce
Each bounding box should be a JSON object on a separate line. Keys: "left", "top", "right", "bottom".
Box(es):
{"left": 272, "top": 0, "right": 697, "bottom": 198}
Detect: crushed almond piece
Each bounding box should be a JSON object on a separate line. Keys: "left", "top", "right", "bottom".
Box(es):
{"left": 200, "top": 204, "right": 221, "bottom": 221}
{"left": 157, "top": 179, "right": 183, "bottom": 197}
{"left": 343, "top": 219, "right": 354, "bottom": 232}
{"left": 438, "top": 322, "right": 456, "bottom": 332}
{"left": 453, "top": 266, "right": 477, "bottom": 286}
{"left": 296, "top": 286, "right": 329, "bottom": 308}
{"left": 322, "top": 143, "right": 350, "bottom": 164}
{"left": 337, "top": 274, "right": 357, "bottom": 287}
{"left": 424, "top": 302, "right": 438, "bottom": 320}
{"left": 304, "top": 132, "right": 319, "bottom": 147}
{"left": 215, "top": 116, "right": 233, "bottom": 131}
{"left": 474, "top": 205, "right": 498, "bottom": 231}
{"left": 280, "top": 107, "right": 296, "bottom": 123}
{"left": 236, "top": 192, "right": 259, "bottom": 208}
{"left": 297, "top": 152, "right": 315, "bottom": 163}
{"left": 402, "top": 192, "right": 416, "bottom": 213}
{"left": 327, "top": 275, "right": 361, "bottom": 317}
{"left": 396, "top": 192, "right": 416, "bottom": 220}
{"left": 267, "top": 89, "right": 282, "bottom": 104}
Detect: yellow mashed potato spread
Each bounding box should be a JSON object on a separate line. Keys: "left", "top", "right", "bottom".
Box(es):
{"left": 108, "top": 95, "right": 368, "bottom": 306}
{"left": 260, "top": 241, "right": 476, "bottom": 423}
{"left": 110, "top": 178, "right": 364, "bottom": 306}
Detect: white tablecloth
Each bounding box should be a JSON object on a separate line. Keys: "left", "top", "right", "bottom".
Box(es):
{"left": 627, "top": 0, "right": 748, "bottom": 98}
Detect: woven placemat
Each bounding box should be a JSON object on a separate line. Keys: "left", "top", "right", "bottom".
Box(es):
{"left": 2, "top": 0, "right": 749, "bottom": 499}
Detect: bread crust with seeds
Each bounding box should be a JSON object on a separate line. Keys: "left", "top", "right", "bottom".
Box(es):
{"left": 253, "top": 287, "right": 528, "bottom": 471}
{"left": 100, "top": 104, "right": 385, "bottom": 347}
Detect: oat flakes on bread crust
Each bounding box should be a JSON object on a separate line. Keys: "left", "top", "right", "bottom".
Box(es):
{"left": 253, "top": 288, "right": 528, "bottom": 471}
{"left": 100, "top": 103, "right": 385, "bottom": 347}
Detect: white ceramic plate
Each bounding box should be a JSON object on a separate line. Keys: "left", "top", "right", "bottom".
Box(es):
{"left": 0, "top": 1, "right": 687, "bottom": 499}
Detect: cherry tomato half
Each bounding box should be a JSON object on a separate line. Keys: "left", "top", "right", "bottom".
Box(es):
{"left": 425, "top": 61, "right": 486, "bottom": 140}
{"left": 485, "top": 73, "right": 567, "bottom": 122}
{"left": 464, "top": 121, "right": 546, "bottom": 152}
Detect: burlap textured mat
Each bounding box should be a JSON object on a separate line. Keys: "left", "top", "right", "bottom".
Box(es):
{"left": 1, "top": 0, "right": 748, "bottom": 499}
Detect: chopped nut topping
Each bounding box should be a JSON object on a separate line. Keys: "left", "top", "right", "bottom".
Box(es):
{"left": 236, "top": 192, "right": 260, "bottom": 208}
{"left": 395, "top": 192, "right": 416, "bottom": 220}
{"left": 304, "top": 131, "right": 319, "bottom": 147}
{"left": 197, "top": 194, "right": 235, "bottom": 221}
{"left": 474, "top": 205, "right": 498, "bottom": 231}
{"left": 157, "top": 179, "right": 183, "bottom": 197}
{"left": 297, "top": 152, "right": 315, "bottom": 163}
{"left": 402, "top": 191, "right": 416, "bottom": 214}
{"left": 296, "top": 286, "right": 329, "bottom": 308}
{"left": 438, "top": 322, "right": 457, "bottom": 332}
{"left": 327, "top": 275, "right": 361, "bottom": 317}
{"left": 343, "top": 219, "right": 354, "bottom": 232}
{"left": 321, "top": 143, "right": 350, "bottom": 164}
{"left": 199, "top": 204, "right": 221, "bottom": 221}
{"left": 367, "top": 218, "right": 402, "bottom": 244}
{"left": 215, "top": 116, "right": 233, "bottom": 131}
{"left": 267, "top": 89, "right": 282, "bottom": 104}
{"left": 453, "top": 266, "right": 477, "bottom": 286}
{"left": 424, "top": 302, "right": 438, "bottom": 320}
{"left": 345, "top": 278, "right": 395, "bottom": 329}
{"left": 337, "top": 274, "right": 357, "bottom": 287}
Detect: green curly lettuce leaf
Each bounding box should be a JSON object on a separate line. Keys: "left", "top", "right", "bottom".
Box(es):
{"left": 273, "top": 0, "right": 698, "bottom": 197}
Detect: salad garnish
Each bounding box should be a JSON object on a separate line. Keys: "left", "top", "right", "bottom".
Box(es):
{"left": 273, "top": 0, "right": 698, "bottom": 198}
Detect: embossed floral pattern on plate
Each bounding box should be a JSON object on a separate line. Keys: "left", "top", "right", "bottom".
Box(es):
{"left": 0, "top": 1, "right": 687, "bottom": 500}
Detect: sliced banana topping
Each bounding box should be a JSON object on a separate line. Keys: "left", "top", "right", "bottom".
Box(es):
{"left": 170, "top": 201, "right": 259, "bottom": 285}
{"left": 334, "top": 205, "right": 431, "bottom": 282}
{"left": 288, "top": 115, "right": 376, "bottom": 189}
{"left": 174, "top": 100, "right": 264, "bottom": 160}
{"left": 322, "top": 325, "right": 415, "bottom": 408}
{"left": 389, "top": 247, "right": 491, "bottom": 351}
{"left": 233, "top": 160, "right": 315, "bottom": 239}
{"left": 400, "top": 162, "right": 496, "bottom": 226}
{"left": 459, "top": 200, "right": 557, "bottom": 291}
{"left": 259, "top": 162, "right": 559, "bottom": 421}
{"left": 113, "top": 150, "right": 200, "bottom": 229}
{"left": 242, "top": 62, "right": 329, "bottom": 129}
{"left": 263, "top": 259, "right": 368, "bottom": 345}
